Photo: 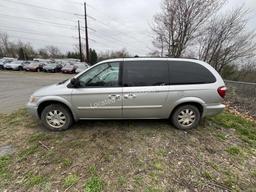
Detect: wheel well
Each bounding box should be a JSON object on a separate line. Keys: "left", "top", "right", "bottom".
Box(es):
{"left": 170, "top": 102, "right": 204, "bottom": 118}
{"left": 37, "top": 101, "right": 74, "bottom": 120}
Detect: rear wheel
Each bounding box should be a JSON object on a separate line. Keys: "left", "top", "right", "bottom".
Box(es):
{"left": 18, "top": 66, "right": 23, "bottom": 71}
{"left": 41, "top": 104, "right": 73, "bottom": 131}
{"left": 171, "top": 105, "right": 201, "bottom": 130}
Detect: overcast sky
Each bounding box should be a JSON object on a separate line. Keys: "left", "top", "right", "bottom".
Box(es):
{"left": 0, "top": 0, "right": 255, "bottom": 56}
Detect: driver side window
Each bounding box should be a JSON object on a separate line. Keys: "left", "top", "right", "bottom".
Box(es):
{"left": 78, "top": 62, "right": 120, "bottom": 88}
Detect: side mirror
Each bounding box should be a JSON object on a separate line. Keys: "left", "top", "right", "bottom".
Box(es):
{"left": 70, "top": 78, "right": 80, "bottom": 88}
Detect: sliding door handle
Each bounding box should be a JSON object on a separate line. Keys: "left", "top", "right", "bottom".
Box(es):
{"left": 124, "top": 94, "right": 136, "bottom": 99}
{"left": 108, "top": 95, "right": 121, "bottom": 100}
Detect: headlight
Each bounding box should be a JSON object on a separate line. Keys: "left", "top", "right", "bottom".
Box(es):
{"left": 29, "top": 96, "right": 38, "bottom": 103}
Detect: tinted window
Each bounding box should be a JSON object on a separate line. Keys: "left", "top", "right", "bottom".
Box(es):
{"left": 78, "top": 62, "right": 120, "bottom": 88}
{"left": 123, "top": 61, "right": 169, "bottom": 87}
{"left": 169, "top": 61, "right": 216, "bottom": 85}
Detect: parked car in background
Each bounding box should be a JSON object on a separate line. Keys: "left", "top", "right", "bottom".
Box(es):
{"left": 61, "top": 64, "right": 77, "bottom": 74}
{"left": 24, "top": 61, "right": 46, "bottom": 72}
{"left": 0, "top": 58, "right": 16, "bottom": 70}
{"left": 4, "top": 61, "right": 31, "bottom": 71}
{"left": 27, "top": 58, "right": 226, "bottom": 131}
{"left": 43, "top": 63, "right": 63, "bottom": 73}
{"left": 75, "top": 62, "right": 90, "bottom": 74}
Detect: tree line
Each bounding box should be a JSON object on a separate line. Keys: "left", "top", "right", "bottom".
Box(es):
{"left": 0, "top": 32, "right": 132, "bottom": 66}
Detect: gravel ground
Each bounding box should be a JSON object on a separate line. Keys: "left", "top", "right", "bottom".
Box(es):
{"left": 0, "top": 71, "right": 73, "bottom": 113}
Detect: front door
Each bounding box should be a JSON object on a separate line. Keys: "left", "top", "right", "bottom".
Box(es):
{"left": 71, "top": 62, "right": 122, "bottom": 119}
{"left": 122, "top": 60, "right": 170, "bottom": 119}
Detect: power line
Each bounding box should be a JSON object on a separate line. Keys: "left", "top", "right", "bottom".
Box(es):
{"left": 0, "top": 14, "right": 77, "bottom": 30}
{"left": 0, "top": 26, "right": 77, "bottom": 40}
{"left": 1, "top": 0, "right": 84, "bottom": 17}
{"left": 0, "top": 33, "right": 76, "bottom": 46}
{"left": 0, "top": 4, "right": 79, "bottom": 25}
{"left": 0, "top": 12, "right": 96, "bottom": 32}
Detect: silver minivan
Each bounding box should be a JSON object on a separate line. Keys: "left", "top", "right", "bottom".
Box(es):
{"left": 27, "top": 58, "right": 226, "bottom": 131}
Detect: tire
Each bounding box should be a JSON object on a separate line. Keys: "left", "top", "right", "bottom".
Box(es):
{"left": 171, "top": 105, "right": 201, "bottom": 130}
{"left": 37, "top": 68, "right": 40, "bottom": 72}
{"left": 41, "top": 104, "right": 73, "bottom": 131}
{"left": 18, "top": 66, "right": 23, "bottom": 71}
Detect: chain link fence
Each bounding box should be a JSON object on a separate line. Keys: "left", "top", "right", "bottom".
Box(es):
{"left": 225, "top": 80, "right": 256, "bottom": 117}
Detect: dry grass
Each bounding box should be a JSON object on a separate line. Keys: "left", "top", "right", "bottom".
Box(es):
{"left": 0, "top": 109, "right": 255, "bottom": 191}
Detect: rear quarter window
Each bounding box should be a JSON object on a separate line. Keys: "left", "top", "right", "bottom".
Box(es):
{"left": 169, "top": 61, "right": 216, "bottom": 85}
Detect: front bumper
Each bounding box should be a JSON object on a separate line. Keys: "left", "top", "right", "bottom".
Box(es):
{"left": 26, "top": 102, "right": 40, "bottom": 120}
{"left": 4, "top": 66, "right": 13, "bottom": 70}
{"left": 204, "top": 104, "right": 225, "bottom": 117}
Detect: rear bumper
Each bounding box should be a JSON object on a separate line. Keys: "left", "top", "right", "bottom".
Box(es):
{"left": 203, "top": 104, "right": 225, "bottom": 117}
{"left": 26, "top": 102, "right": 40, "bottom": 120}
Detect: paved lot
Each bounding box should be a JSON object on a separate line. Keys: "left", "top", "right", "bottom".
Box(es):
{"left": 0, "top": 71, "right": 73, "bottom": 113}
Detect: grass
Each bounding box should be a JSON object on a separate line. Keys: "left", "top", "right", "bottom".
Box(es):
{"left": 0, "top": 156, "right": 11, "bottom": 180}
{"left": 210, "top": 112, "right": 256, "bottom": 147}
{"left": 84, "top": 176, "right": 104, "bottom": 192}
{"left": 62, "top": 158, "right": 73, "bottom": 168}
{"left": 0, "top": 109, "right": 255, "bottom": 191}
{"left": 24, "top": 172, "right": 47, "bottom": 188}
{"left": 63, "top": 174, "right": 80, "bottom": 188}
{"left": 18, "top": 145, "right": 39, "bottom": 162}
{"left": 226, "top": 146, "right": 242, "bottom": 156}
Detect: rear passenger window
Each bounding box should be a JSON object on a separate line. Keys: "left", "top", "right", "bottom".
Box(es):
{"left": 169, "top": 61, "right": 216, "bottom": 85}
{"left": 123, "top": 61, "right": 169, "bottom": 87}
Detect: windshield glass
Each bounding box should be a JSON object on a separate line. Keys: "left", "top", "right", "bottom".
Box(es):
{"left": 45, "top": 63, "right": 57, "bottom": 67}
{"left": 64, "top": 65, "right": 73, "bottom": 69}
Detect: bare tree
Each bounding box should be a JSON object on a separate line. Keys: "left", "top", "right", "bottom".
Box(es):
{"left": 98, "top": 49, "right": 130, "bottom": 61}
{"left": 152, "top": 0, "right": 224, "bottom": 57}
{"left": 0, "top": 32, "right": 10, "bottom": 57}
{"left": 198, "top": 7, "right": 256, "bottom": 73}
{"left": 45, "top": 46, "right": 62, "bottom": 58}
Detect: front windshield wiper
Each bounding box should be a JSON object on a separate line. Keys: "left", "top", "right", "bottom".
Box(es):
{"left": 58, "top": 79, "right": 68, "bottom": 85}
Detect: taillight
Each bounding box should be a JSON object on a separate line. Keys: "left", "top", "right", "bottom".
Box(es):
{"left": 218, "top": 86, "right": 227, "bottom": 98}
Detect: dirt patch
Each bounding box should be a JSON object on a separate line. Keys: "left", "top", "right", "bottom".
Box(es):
{"left": 0, "top": 109, "right": 255, "bottom": 191}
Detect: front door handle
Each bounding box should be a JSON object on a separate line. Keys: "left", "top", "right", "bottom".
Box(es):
{"left": 124, "top": 93, "right": 136, "bottom": 99}
{"left": 108, "top": 95, "right": 121, "bottom": 100}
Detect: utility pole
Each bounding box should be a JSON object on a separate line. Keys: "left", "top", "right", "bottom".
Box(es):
{"left": 77, "top": 20, "right": 83, "bottom": 62}
{"left": 84, "top": 2, "right": 90, "bottom": 63}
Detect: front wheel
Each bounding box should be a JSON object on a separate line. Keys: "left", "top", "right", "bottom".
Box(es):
{"left": 41, "top": 104, "right": 73, "bottom": 131}
{"left": 171, "top": 105, "right": 201, "bottom": 130}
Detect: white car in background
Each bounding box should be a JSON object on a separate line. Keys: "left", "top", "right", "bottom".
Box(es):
{"left": 0, "top": 58, "right": 17, "bottom": 70}
{"left": 75, "top": 62, "right": 90, "bottom": 74}
{"left": 4, "top": 60, "right": 31, "bottom": 71}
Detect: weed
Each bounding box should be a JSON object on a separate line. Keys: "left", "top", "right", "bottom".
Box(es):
{"left": 63, "top": 174, "right": 79, "bottom": 188}
{"left": 117, "top": 176, "right": 126, "bottom": 186}
{"left": 88, "top": 165, "right": 97, "bottom": 175}
{"left": 202, "top": 171, "right": 212, "bottom": 180}
{"left": 145, "top": 187, "right": 161, "bottom": 192}
{"left": 226, "top": 146, "right": 241, "bottom": 156}
{"left": 18, "top": 145, "right": 38, "bottom": 161}
{"left": 84, "top": 176, "right": 104, "bottom": 192}
{"left": 0, "top": 155, "right": 11, "bottom": 180}
{"left": 157, "top": 149, "right": 168, "bottom": 157}
{"left": 153, "top": 161, "right": 164, "bottom": 170}
{"left": 215, "top": 133, "right": 227, "bottom": 140}
{"left": 28, "top": 133, "right": 51, "bottom": 143}
{"left": 62, "top": 158, "right": 73, "bottom": 168}
{"left": 24, "top": 173, "right": 47, "bottom": 188}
